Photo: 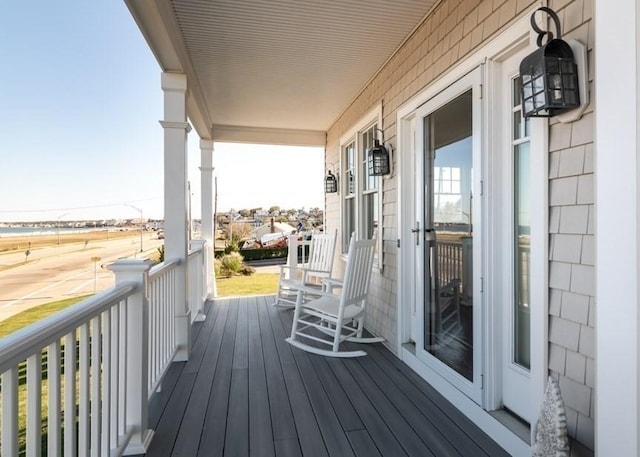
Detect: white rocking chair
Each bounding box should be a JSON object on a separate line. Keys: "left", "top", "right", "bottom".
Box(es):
{"left": 286, "top": 235, "right": 383, "bottom": 357}
{"left": 273, "top": 229, "right": 337, "bottom": 308}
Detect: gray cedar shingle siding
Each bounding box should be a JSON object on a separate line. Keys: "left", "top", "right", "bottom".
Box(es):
{"left": 325, "top": 0, "right": 595, "bottom": 452}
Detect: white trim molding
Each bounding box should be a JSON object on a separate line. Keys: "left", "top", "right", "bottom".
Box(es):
{"left": 595, "top": 0, "right": 640, "bottom": 455}
{"left": 212, "top": 124, "right": 326, "bottom": 147}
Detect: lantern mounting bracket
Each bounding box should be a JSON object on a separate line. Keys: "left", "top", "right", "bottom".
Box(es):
{"left": 530, "top": 6, "right": 562, "bottom": 47}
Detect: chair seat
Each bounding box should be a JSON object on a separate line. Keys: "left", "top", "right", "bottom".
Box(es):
{"left": 301, "top": 295, "right": 363, "bottom": 320}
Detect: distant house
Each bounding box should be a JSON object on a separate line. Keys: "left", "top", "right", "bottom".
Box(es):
{"left": 249, "top": 221, "right": 296, "bottom": 241}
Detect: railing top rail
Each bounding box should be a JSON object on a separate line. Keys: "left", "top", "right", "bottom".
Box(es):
{"left": 0, "top": 282, "right": 137, "bottom": 373}
{"left": 149, "top": 257, "right": 181, "bottom": 278}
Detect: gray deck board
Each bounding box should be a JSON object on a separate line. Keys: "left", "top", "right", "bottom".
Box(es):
{"left": 140, "top": 295, "right": 510, "bottom": 457}
{"left": 248, "top": 297, "right": 276, "bottom": 457}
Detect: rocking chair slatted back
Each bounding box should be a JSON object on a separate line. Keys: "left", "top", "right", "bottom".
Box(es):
{"left": 285, "top": 234, "right": 383, "bottom": 357}
{"left": 273, "top": 229, "right": 337, "bottom": 308}
{"left": 340, "top": 236, "right": 376, "bottom": 308}
{"left": 305, "top": 232, "right": 335, "bottom": 274}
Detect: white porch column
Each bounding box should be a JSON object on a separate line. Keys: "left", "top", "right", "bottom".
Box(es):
{"left": 108, "top": 259, "right": 154, "bottom": 455}
{"left": 595, "top": 1, "right": 640, "bottom": 455}
{"left": 199, "top": 139, "right": 216, "bottom": 298}
{"left": 160, "top": 72, "right": 191, "bottom": 362}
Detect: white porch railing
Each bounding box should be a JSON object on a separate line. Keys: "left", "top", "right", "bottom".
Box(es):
{"left": 0, "top": 242, "right": 209, "bottom": 456}
{"left": 148, "top": 258, "right": 180, "bottom": 397}
{"left": 188, "top": 240, "right": 207, "bottom": 322}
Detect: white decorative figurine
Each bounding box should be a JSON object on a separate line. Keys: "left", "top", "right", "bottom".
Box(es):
{"left": 531, "top": 376, "right": 570, "bottom": 457}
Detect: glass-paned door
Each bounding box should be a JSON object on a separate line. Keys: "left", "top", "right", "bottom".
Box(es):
{"left": 413, "top": 68, "right": 483, "bottom": 402}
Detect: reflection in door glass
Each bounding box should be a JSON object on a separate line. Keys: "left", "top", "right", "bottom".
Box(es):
{"left": 423, "top": 90, "right": 474, "bottom": 381}
{"left": 513, "top": 77, "right": 531, "bottom": 369}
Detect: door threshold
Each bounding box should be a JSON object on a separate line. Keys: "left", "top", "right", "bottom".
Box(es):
{"left": 402, "top": 341, "right": 416, "bottom": 355}
{"left": 489, "top": 409, "right": 530, "bottom": 445}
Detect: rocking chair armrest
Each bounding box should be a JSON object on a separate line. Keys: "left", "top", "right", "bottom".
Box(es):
{"left": 278, "top": 264, "right": 304, "bottom": 278}
{"left": 300, "top": 267, "right": 332, "bottom": 280}
{"left": 294, "top": 283, "right": 335, "bottom": 299}
{"left": 322, "top": 277, "right": 344, "bottom": 292}
{"left": 278, "top": 265, "right": 326, "bottom": 275}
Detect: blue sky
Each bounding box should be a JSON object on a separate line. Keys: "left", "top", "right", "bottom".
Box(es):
{"left": 0, "top": 2, "right": 324, "bottom": 223}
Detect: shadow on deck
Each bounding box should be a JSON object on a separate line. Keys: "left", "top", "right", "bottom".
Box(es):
{"left": 139, "top": 295, "right": 509, "bottom": 457}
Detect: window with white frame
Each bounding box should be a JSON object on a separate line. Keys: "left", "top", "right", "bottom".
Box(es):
{"left": 341, "top": 121, "right": 381, "bottom": 266}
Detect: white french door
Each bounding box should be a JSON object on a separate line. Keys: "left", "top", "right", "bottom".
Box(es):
{"left": 411, "top": 67, "right": 483, "bottom": 403}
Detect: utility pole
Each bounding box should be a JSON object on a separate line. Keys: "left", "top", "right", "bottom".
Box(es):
{"left": 213, "top": 176, "right": 218, "bottom": 238}
{"left": 124, "top": 204, "right": 144, "bottom": 253}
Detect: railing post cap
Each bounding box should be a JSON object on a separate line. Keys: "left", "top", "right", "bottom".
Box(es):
{"left": 190, "top": 239, "right": 207, "bottom": 249}
{"left": 108, "top": 258, "right": 153, "bottom": 273}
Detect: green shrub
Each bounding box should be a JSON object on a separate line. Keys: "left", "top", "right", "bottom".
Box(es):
{"left": 215, "top": 251, "right": 254, "bottom": 278}
{"left": 222, "top": 251, "right": 243, "bottom": 271}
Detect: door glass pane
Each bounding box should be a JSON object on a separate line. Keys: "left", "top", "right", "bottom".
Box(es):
{"left": 512, "top": 75, "right": 531, "bottom": 369}
{"left": 514, "top": 136, "right": 531, "bottom": 368}
{"left": 423, "top": 90, "right": 474, "bottom": 381}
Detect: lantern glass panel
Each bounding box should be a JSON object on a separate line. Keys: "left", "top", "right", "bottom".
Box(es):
{"left": 563, "top": 76, "right": 576, "bottom": 89}
{"left": 546, "top": 59, "right": 559, "bottom": 72}
{"left": 533, "top": 76, "right": 544, "bottom": 92}
{"left": 565, "top": 91, "right": 578, "bottom": 104}
{"left": 561, "top": 61, "right": 574, "bottom": 73}
{"left": 524, "top": 99, "right": 534, "bottom": 114}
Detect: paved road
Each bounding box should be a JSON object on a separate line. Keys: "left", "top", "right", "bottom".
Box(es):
{"left": 0, "top": 234, "right": 164, "bottom": 322}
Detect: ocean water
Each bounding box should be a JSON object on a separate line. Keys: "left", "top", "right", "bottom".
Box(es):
{"left": 0, "top": 226, "right": 111, "bottom": 238}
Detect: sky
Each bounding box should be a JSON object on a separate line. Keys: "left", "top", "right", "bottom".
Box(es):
{"left": 0, "top": 2, "right": 324, "bottom": 223}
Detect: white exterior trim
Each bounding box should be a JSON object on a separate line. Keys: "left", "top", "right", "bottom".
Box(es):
{"left": 595, "top": 0, "right": 640, "bottom": 455}
{"left": 212, "top": 124, "right": 326, "bottom": 147}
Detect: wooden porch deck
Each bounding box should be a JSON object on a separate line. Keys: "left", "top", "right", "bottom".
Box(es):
{"left": 139, "top": 295, "right": 509, "bottom": 457}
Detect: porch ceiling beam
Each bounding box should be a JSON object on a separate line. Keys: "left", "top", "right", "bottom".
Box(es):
{"left": 212, "top": 124, "right": 326, "bottom": 147}
{"left": 125, "top": 0, "right": 213, "bottom": 140}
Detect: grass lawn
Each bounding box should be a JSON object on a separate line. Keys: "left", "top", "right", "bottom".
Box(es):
{"left": 0, "top": 295, "right": 88, "bottom": 339}
{"left": 2, "top": 272, "right": 279, "bottom": 338}
{"left": 216, "top": 273, "right": 279, "bottom": 297}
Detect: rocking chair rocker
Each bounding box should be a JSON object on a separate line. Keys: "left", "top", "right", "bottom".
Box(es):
{"left": 286, "top": 235, "right": 383, "bottom": 357}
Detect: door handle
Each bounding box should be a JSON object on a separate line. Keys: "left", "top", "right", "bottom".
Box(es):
{"left": 411, "top": 222, "right": 420, "bottom": 245}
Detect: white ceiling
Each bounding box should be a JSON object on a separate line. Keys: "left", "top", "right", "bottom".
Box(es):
{"left": 126, "top": 0, "right": 438, "bottom": 144}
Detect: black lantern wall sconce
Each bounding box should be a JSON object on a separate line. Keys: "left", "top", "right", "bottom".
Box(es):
{"left": 325, "top": 169, "right": 338, "bottom": 193}
{"left": 325, "top": 161, "right": 340, "bottom": 194}
{"left": 367, "top": 129, "right": 391, "bottom": 176}
{"left": 519, "top": 7, "right": 584, "bottom": 118}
